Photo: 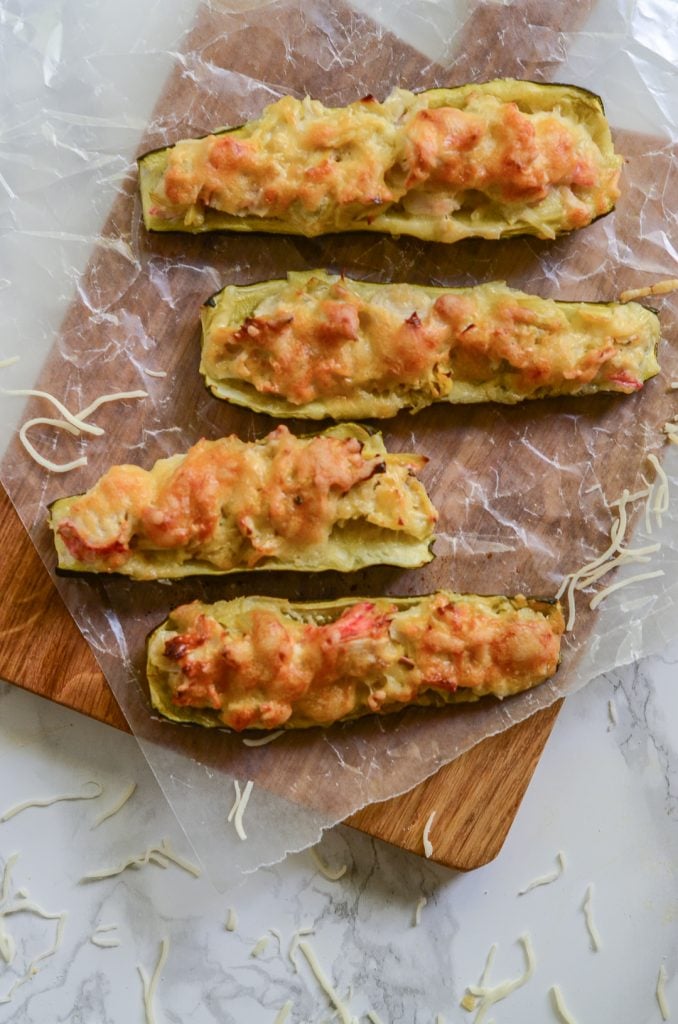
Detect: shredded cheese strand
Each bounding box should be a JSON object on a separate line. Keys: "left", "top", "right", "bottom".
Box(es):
{"left": 551, "top": 984, "right": 579, "bottom": 1023}
{"left": 657, "top": 964, "right": 670, "bottom": 1021}
{"left": 582, "top": 884, "right": 602, "bottom": 951}
{"left": 589, "top": 569, "right": 665, "bottom": 611}
{"left": 242, "top": 730, "right": 285, "bottom": 747}
{"left": 620, "top": 278, "right": 678, "bottom": 302}
{"left": 0, "top": 781, "right": 103, "bottom": 822}
{"left": 0, "top": 356, "right": 19, "bottom": 368}
{"left": 608, "top": 699, "right": 618, "bottom": 727}
{"left": 90, "top": 781, "right": 137, "bottom": 829}
{"left": 233, "top": 780, "right": 254, "bottom": 841}
{"left": 91, "top": 934, "right": 121, "bottom": 948}
{"left": 309, "top": 847, "right": 348, "bottom": 881}
{"left": 422, "top": 810, "right": 436, "bottom": 859}
{"left": 138, "top": 936, "right": 169, "bottom": 1024}
{"left": 19, "top": 419, "right": 88, "bottom": 473}
{"left": 143, "top": 369, "right": 167, "bottom": 378}
{"left": 298, "top": 939, "right": 353, "bottom": 1024}
{"left": 367, "top": 1012, "right": 386, "bottom": 1024}
{"left": 0, "top": 899, "right": 67, "bottom": 1006}
{"left": 225, "top": 908, "right": 237, "bottom": 932}
{"left": 227, "top": 780, "right": 242, "bottom": 823}
{"left": 648, "top": 454, "right": 669, "bottom": 527}
{"left": 413, "top": 895, "right": 427, "bottom": 927}
{"left": 518, "top": 851, "right": 566, "bottom": 895}
{"left": 467, "top": 934, "right": 536, "bottom": 1024}
{"left": 288, "top": 925, "right": 315, "bottom": 973}
{"left": 274, "top": 1001, "right": 293, "bottom": 1024}
{"left": 81, "top": 837, "right": 200, "bottom": 882}
{"left": 250, "top": 936, "right": 269, "bottom": 958}
{"left": 76, "top": 389, "right": 147, "bottom": 421}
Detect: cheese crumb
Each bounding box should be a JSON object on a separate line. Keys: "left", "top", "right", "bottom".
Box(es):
{"left": 250, "top": 935, "right": 270, "bottom": 958}
{"left": 225, "top": 908, "right": 238, "bottom": 932}
{"left": 242, "top": 730, "right": 285, "bottom": 746}
{"left": 413, "top": 895, "right": 427, "bottom": 927}
{"left": 422, "top": 810, "right": 436, "bottom": 859}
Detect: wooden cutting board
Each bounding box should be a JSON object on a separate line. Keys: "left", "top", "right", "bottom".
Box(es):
{"left": 7, "top": 0, "right": 673, "bottom": 870}
{"left": 0, "top": 483, "right": 561, "bottom": 868}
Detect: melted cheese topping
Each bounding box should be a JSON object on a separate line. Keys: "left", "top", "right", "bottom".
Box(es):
{"left": 148, "top": 592, "right": 564, "bottom": 731}
{"left": 147, "top": 87, "right": 619, "bottom": 240}
{"left": 51, "top": 425, "right": 436, "bottom": 578}
{"left": 201, "top": 274, "right": 659, "bottom": 418}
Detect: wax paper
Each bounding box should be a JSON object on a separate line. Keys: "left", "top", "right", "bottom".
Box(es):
{"left": 2, "top": 0, "right": 678, "bottom": 888}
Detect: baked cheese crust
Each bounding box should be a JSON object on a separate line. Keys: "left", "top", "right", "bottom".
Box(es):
{"left": 201, "top": 272, "right": 661, "bottom": 419}
{"left": 48, "top": 425, "right": 437, "bottom": 579}
{"left": 147, "top": 593, "right": 565, "bottom": 730}
{"left": 138, "top": 80, "right": 622, "bottom": 243}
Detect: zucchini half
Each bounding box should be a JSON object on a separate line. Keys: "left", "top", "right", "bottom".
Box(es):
{"left": 200, "top": 271, "right": 661, "bottom": 420}
{"left": 147, "top": 592, "right": 565, "bottom": 731}
{"left": 48, "top": 424, "right": 437, "bottom": 580}
{"left": 138, "top": 80, "right": 622, "bottom": 244}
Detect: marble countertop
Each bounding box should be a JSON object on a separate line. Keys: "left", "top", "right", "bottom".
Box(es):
{"left": 1, "top": 648, "right": 677, "bottom": 1023}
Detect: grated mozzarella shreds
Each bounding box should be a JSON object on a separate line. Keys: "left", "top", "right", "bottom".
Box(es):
{"left": 309, "top": 847, "right": 348, "bottom": 881}
{"left": 225, "top": 908, "right": 238, "bottom": 932}
{"left": 582, "top": 884, "right": 602, "bottom": 952}
{"left": 81, "top": 837, "right": 200, "bottom": 882}
{"left": 4, "top": 388, "right": 103, "bottom": 434}
{"left": 298, "top": 939, "right": 353, "bottom": 1024}
{"left": 466, "top": 934, "right": 535, "bottom": 1024}
{"left": 413, "top": 896, "right": 427, "bottom": 927}
{"left": 422, "top": 810, "right": 436, "bottom": 859}
{"left": 608, "top": 699, "right": 618, "bottom": 727}
{"left": 589, "top": 569, "right": 665, "bottom": 611}
{"left": 1, "top": 781, "right": 103, "bottom": 822}
{"left": 551, "top": 984, "right": 579, "bottom": 1023}
{"left": 657, "top": 964, "right": 670, "bottom": 1021}
{"left": 0, "top": 896, "right": 67, "bottom": 1006}
{"left": 367, "top": 1012, "right": 386, "bottom": 1024}
{"left": 0, "top": 356, "right": 19, "bottom": 368}
{"left": 518, "top": 851, "right": 566, "bottom": 895}
{"left": 227, "top": 780, "right": 242, "bottom": 823}
{"left": 242, "top": 730, "right": 284, "bottom": 747}
{"left": 138, "top": 937, "right": 169, "bottom": 1024}
{"left": 288, "top": 925, "right": 315, "bottom": 973}
{"left": 233, "top": 780, "right": 254, "bottom": 841}
{"left": 90, "top": 781, "right": 137, "bottom": 829}
{"left": 143, "top": 369, "right": 167, "bottom": 378}
{"left": 250, "top": 936, "right": 269, "bottom": 958}
{"left": 620, "top": 278, "right": 678, "bottom": 302}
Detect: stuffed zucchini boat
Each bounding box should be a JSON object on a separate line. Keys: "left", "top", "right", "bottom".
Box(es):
{"left": 201, "top": 271, "right": 661, "bottom": 419}
{"left": 138, "top": 80, "right": 622, "bottom": 243}
{"left": 48, "top": 425, "right": 437, "bottom": 580}
{"left": 147, "top": 592, "right": 565, "bottom": 731}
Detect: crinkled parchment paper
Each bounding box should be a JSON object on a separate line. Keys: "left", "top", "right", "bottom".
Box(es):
{"left": 2, "top": 0, "right": 678, "bottom": 887}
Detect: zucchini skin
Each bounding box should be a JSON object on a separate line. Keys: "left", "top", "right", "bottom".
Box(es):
{"left": 138, "top": 79, "right": 622, "bottom": 243}
{"left": 48, "top": 424, "right": 437, "bottom": 580}
{"left": 200, "top": 270, "right": 661, "bottom": 421}
{"left": 146, "top": 592, "right": 565, "bottom": 731}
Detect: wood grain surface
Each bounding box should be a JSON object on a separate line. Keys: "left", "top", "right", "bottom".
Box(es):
{"left": 2, "top": 0, "right": 676, "bottom": 870}
{"left": 0, "top": 482, "right": 561, "bottom": 868}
